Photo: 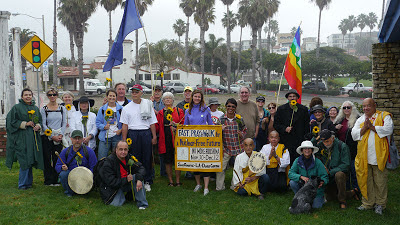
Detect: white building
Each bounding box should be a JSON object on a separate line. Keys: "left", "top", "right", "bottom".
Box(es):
{"left": 327, "top": 31, "right": 378, "bottom": 54}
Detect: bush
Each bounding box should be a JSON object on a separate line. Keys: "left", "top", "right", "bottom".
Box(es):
{"left": 349, "top": 91, "right": 372, "bottom": 98}
{"left": 327, "top": 78, "right": 343, "bottom": 90}
{"left": 257, "top": 83, "right": 289, "bottom": 91}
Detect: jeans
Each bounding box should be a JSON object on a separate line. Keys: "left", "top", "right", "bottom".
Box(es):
{"left": 236, "top": 174, "right": 270, "bottom": 196}
{"left": 110, "top": 175, "right": 149, "bottom": 208}
{"left": 19, "top": 168, "right": 33, "bottom": 189}
{"left": 59, "top": 170, "right": 74, "bottom": 196}
{"left": 97, "top": 135, "right": 121, "bottom": 160}
{"left": 289, "top": 180, "right": 324, "bottom": 208}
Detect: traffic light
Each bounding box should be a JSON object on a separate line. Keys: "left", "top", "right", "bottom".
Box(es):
{"left": 32, "top": 41, "right": 41, "bottom": 63}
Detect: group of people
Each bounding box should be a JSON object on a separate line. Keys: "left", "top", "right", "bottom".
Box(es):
{"left": 5, "top": 83, "right": 394, "bottom": 214}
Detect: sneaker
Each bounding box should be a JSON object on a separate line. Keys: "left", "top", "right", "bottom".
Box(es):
{"left": 139, "top": 207, "right": 146, "bottom": 210}
{"left": 257, "top": 194, "right": 265, "bottom": 200}
{"left": 204, "top": 188, "right": 209, "bottom": 196}
{"left": 144, "top": 182, "right": 151, "bottom": 192}
{"left": 193, "top": 185, "right": 202, "bottom": 192}
{"left": 374, "top": 205, "right": 383, "bottom": 215}
{"left": 357, "top": 205, "right": 368, "bottom": 211}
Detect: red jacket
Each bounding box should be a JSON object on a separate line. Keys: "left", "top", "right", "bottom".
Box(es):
{"left": 155, "top": 107, "right": 185, "bottom": 154}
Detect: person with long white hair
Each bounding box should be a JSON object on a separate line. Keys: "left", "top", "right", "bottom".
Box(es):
{"left": 334, "top": 101, "right": 361, "bottom": 198}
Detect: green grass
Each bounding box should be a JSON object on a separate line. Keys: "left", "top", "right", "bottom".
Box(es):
{"left": 1, "top": 158, "right": 399, "bottom": 224}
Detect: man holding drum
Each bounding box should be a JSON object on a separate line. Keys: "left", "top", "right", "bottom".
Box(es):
{"left": 55, "top": 130, "right": 97, "bottom": 197}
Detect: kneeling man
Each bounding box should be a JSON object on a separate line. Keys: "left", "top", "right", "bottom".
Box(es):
{"left": 99, "top": 140, "right": 148, "bottom": 209}
{"left": 232, "top": 138, "right": 269, "bottom": 199}
{"left": 55, "top": 130, "right": 98, "bottom": 197}
{"left": 313, "top": 129, "right": 355, "bottom": 209}
{"left": 260, "top": 131, "right": 290, "bottom": 192}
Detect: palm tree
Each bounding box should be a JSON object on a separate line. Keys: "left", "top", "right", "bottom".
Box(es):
{"left": 100, "top": 0, "right": 122, "bottom": 86}
{"left": 221, "top": 0, "right": 235, "bottom": 93}
{"left": 270, "top": 36, "right": 277, "bottom": 53}
{"left": 290, "top": 26, "right": 303, "bottom": 37}
{"left": 263, "top": 19, "right": 278, "bottom": 54}
{"left": 205, "top": 34, "right": 224, "bottom": 74}
{"left": 179, "top": 0, "right": 197, "bottom": 72}
{"left": 346, "top": 15, "right": 357, "bottom": 54}
{"left": 357, "top": 13, "right": 368, "bottom": 38}
{"left": 367, "top": 12, "right": 378, "bottom": 38}
{"left": 311, "top": 0, "right": 332, "bottom": 58}
{"left": 239, "top": 0, "right": 280, "bottom": 93}
{"left": 194, "top": 0, "right": 216, "bottom": 92}
{"left": 59, "top": 0, "right": 99, "bottom": 95}
{"left": 338, "top": 19, "right": 348, "bottom": 50}
{"left": 58, "top": 5, "right": 76, "bottom": 67}
{"left": 133, "top": 0, "right": 154, "bottom": 84}
{"left": 235, "top": 10, "right": 246, "bottom": 83}
{"left": 173, "top": 19, "right": 186, "bottom": 44}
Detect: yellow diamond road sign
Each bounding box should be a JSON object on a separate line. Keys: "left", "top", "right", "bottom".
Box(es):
{"left": 21, "top": 35, "right": 54, "bottom": 69}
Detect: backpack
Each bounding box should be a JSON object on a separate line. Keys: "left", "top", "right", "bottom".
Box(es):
{"left": 43, "top": 105, "right": 64, "bottom": 127}
{"left": 65, "top": 145, "right": 89, "bottom": 166}
{"left": 93, "top": 157, "right": 107, "bottom": 190}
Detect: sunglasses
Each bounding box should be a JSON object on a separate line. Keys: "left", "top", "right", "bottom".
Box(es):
{"left": 268, "top": 106, "right": 276, "bottom": 110}
{"left": 226, "top": 105, "right": 236, "bottom": 108}
{"left": 47, "top": 93, "right": 58, "bottom": 97}
{"left": 343, "top": 106, "right": 352, "bottom": 110}
{"left": 257, "top": 100, "right": 265, "bottom": 103}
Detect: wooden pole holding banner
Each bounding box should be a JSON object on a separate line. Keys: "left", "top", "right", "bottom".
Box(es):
{"left": 276, "top": 65, "right": 286, "bottom": 105}
{"left": 142, "top": 26, "right": 154, "bottom": 95}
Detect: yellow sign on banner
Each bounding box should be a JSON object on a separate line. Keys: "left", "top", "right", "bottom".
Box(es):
{"left": 21, "top": 35, "right": 54, "bottom": 69}
{"left": 175, "top": 125, "right": 223, "bottom": 172}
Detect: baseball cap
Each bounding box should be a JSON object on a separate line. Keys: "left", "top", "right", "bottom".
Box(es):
{"left": 319, "top": 129, "right": 334, "bottom": 141}
{"left": 131, "top": 84, "right": 143, "bottom": 91}
{"left": 184, "top": 86, "right": 193, "bottom": 92}
{"left": 71, "top": 130, "right": 83, "bottom": 138}
{"left": 155, "top": 85, "right": 163, "bottom": 91}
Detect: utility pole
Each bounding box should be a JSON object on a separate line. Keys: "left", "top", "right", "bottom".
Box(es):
{"left": 12, "top": 27, "right": 23, "bottom": 105}
{"left": 0, "top": 11, "right": 11, "bottom": 127}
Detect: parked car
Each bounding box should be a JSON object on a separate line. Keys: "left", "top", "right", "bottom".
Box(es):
{"left": 196, "top": 85, "right": 219, "bottom": 94}
{"left": 229, "top": 84, "right": 242, "bottom": 93}
{"left": 340, "top": 83, "right": 373, "bottom": 94}
{"left": 77, "top": 78, "right": 107, "bottom": 95}
{"left": 209, "top": 84, "right": 228, "bottom": 93}
{"left": 128, "top": 85, "right": 152, "bottom": 94}
{"left": 303, "top": 81, "right": 327, "bottom": 91}
{"left": 163, "top": 82, "right": 186, "bottom": 93}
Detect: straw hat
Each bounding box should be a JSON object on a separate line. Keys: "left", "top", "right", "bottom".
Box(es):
{"left": 296, "top": 141, "right": 319, "bottom": 155}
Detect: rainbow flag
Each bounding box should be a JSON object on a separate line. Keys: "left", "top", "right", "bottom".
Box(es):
{"left": 284, "top": 26, "right": 302, "bottom": 103}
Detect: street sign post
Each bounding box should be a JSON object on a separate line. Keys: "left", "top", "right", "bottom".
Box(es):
{"left": 20, "top": 35, "right": 53, "bottom": 107}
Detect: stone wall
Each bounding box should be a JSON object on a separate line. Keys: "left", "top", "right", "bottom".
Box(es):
{"left": 372, "top": 42, "right": 400, "bottom": 147}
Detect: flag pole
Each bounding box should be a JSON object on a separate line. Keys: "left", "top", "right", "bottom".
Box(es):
{"left": 276, "top": 65, "right": 286, "bottom": 105}
{"left": 142, "top": 26, "right": 154, "bottom": 95}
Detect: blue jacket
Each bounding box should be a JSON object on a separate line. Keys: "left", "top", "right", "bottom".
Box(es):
{"left": 55, "top": 145, "right": 97, "bottom": 173}
{"left": 96, "top": 103, "right": 123, "bottom": 142}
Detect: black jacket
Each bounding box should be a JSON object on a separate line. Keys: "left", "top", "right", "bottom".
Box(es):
{"left": 99, "top": 153, "right": 145, "bottom": 204}
{"left": 335, "top": 118, "right": 358, "bottom": 159}
{"left": 274, "top": 102, "right": 310, "bottom": 151}
{"left": 310, "top": 117, "right": 336, "bottom": 133}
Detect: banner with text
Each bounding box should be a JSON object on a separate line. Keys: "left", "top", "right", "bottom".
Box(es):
{"left": 175, "top": 125, "right": 223, "bottom": 172}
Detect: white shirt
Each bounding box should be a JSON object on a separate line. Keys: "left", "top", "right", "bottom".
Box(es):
{"left": 117, "top": 100, "right": 125, "bottom": 106}
{"left": 210, "top": 110, "right": 224, "bottom": 124}
{"left": 260, "top": 143, "right": 290, "bottom": 172}
{"left": 70, "top": 111, "right": 98, "bottom": 149}
{"left": 120, "top": 100, "right": 157, "bottom": 130}
{"left": 351, "top": 112, "right": 394, "bottom": 165}
{"left": 232, "top": 152, "right": 266, "bottom": 187}
{"left": 107, "top": 106, "right": 118, "bottom": 138}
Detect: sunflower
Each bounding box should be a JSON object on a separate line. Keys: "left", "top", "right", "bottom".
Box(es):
{"left": 126, "top": 138, "right": 132, "bottom": 145}
{"left": 312, "top": 126, "right": 320, "bottom": 134}
{"left": 290, "top": 100, "right": 297, "bottom": 106}
{"left": 235, "top": 114, "right": 242, "bottom": 120}
{"left": 28, "top": 110, "right": 35, "bottom": 115}
{"left": 76, "top": 152, "right": 83, "bottom": 158}
{"left": 105, "top": 108, "right": 113, "bottom": 117}
{"left": 44, "top": 129, "right": 52, "bottom": 136}
{"left": 320, "top": 149, "right": 325, "bottom": 155}
{"left": 65, "top": 104, "right": 72, "bottom": 111}
{"left": 166, "top": 114, "right": 173, "bottom": 121}
{"left": 106, "top": 77, "right": 112, "bottom": 82}
{"left": 82, "top": 115, "right": 89, "bottom": 119}
{"left": 184, "top": 103, "right": 189, "bottom": 110}
{"left": 167, "top": 107, "right": 173, "bottom": 113}
{"left": 131, "top": 155, "right": 138, "bottom": 162}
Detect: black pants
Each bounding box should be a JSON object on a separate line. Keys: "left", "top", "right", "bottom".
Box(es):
{"left": 42, "top": 136, "right": 63, "bottom": 185}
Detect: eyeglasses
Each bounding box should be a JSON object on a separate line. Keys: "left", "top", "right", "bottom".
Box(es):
{"left": 47, "top": 93, "right": 58, "bottom": 97}
{"left": 343, "top": 106, "right": 352, "bottom": 110}
{"left": 268, "top": 106, "right": 276, "bottom": 110}
{"left": 240, "top": 92, "right": 249, "bottom": 94}
{"left": 226, "top": 105, "right": 236, "bottom": 108}
{"left": 257, "top": 100, "right": 265, "bottom": 103}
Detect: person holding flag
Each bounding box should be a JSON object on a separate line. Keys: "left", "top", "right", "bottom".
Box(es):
{"left": 274, "top": 27, "right": 310, "bottom": 165}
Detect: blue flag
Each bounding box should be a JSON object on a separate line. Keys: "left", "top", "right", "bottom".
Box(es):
{"left": 103, "top": 0, "right": 142, "bottom": 72}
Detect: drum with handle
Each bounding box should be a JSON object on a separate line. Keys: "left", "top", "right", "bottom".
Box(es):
{"left": 248, "top": 152, "right": 267, "bottom": 174}
{"left": 68, "top": 166, "right": 93, "bottom": 194}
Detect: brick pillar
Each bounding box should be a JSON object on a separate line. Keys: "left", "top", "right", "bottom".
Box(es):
{"left": 0, "top": 128, "right": 6, "bottom": 157}
{"left": 372, "top": 42, "right": 400, "bottom": 147}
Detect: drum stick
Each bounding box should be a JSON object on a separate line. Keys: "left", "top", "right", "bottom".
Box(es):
{"left": 55, "top": 152, "right": 66, "bottom": 166}
{"left": 233, "top": 169, "right": 242, "bottom": 184}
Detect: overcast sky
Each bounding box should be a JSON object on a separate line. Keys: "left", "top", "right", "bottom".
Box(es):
{"left": 5, "top": 0, "right": 384, "bottom": 62}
